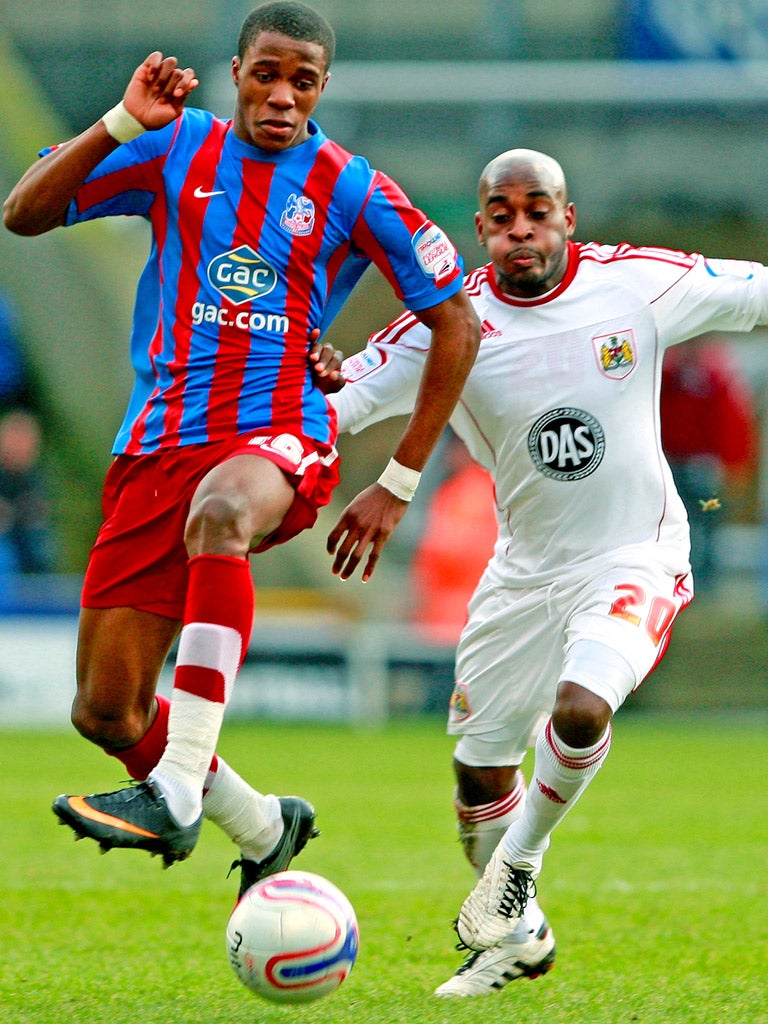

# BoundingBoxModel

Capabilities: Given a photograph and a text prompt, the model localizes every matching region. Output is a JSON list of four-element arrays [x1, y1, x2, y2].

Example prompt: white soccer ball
[[225, 870, 359, 1004]]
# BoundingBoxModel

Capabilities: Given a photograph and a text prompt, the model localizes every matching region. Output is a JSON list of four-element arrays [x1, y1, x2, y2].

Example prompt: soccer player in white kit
[[328, 148, 768, 997]]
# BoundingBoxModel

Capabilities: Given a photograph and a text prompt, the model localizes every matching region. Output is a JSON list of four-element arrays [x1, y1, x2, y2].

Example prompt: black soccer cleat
[[52, 779, 202, 867], [230, 796, 320, 899]]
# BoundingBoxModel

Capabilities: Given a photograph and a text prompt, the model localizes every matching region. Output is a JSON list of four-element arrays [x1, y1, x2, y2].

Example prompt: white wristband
[[102, 101, 145, 144], [377, 458, 421, 502]]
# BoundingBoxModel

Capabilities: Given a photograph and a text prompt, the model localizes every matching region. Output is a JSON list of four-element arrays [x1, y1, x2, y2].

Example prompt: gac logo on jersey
[[592, 330, 636, 380], [527, 407, 605, 481], [412, 222, 457, 283], [207, 245, 278, 305], [280, 193, 316, 236]]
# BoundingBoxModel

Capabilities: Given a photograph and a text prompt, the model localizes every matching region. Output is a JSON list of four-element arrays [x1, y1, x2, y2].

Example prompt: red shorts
[[81, 431, 340, 619]]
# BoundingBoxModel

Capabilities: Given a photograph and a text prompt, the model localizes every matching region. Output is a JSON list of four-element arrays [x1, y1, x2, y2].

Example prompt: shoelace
[[455, 948, 484, 974], [110, 779, 160, 805], [453, 929, 492, 959], [498, 864, 536, 919], [227, 858, 245, 880], [227, 854, 269, 877]]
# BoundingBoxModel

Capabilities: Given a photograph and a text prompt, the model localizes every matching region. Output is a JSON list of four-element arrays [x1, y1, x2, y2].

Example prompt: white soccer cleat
[[455, 843, 537, 950], [434, 919, 555, 998]]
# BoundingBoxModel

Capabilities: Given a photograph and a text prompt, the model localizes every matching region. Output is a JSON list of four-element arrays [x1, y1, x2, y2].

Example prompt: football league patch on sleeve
[[341, 346, 385, 382], [412, 222, 458, 283]]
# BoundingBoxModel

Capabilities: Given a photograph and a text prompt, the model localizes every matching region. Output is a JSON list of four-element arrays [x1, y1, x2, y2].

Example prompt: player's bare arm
[[387, 290, 479, 472], [3, 52, 197, 237], [326, 289, 480, 582]]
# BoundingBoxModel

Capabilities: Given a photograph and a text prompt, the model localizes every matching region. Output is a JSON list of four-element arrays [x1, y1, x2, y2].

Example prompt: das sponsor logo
[[527, 407, 605, 481]]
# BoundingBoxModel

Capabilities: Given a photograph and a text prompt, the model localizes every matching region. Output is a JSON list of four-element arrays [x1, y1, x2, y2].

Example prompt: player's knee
[[454, 759, 521, 805], [552, 681, 611, 748], [70, 694, 145, 750], [185, 491, 252, 555]]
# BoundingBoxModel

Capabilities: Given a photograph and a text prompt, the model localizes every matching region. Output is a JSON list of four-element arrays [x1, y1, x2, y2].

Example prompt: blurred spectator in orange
[[409, 429, 497, 643], [661, 333, 758, 592]]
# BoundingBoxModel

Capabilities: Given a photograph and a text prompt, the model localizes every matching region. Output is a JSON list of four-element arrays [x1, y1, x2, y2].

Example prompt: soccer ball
[[225, 870, 359, 1004]]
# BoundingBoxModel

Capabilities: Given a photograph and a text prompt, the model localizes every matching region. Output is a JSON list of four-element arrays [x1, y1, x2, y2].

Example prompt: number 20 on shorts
[[608, 583, 677, 647]]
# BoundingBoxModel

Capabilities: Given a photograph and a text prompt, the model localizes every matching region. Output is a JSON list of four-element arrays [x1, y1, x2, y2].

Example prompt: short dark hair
[[238, 2, 336, 68]]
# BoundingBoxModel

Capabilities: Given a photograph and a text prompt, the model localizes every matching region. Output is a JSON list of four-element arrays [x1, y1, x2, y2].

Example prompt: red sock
[[106, 694, 170, 780], [173, 554, 255, 702], [105, 549, 255, 784]]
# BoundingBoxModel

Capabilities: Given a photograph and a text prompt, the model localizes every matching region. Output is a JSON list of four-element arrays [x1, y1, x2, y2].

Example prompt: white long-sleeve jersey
[[330, 241, 768, 586]]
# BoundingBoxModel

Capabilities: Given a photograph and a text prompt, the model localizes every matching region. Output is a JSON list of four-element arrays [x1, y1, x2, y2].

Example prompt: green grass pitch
[[2, 715, 766, 1024]]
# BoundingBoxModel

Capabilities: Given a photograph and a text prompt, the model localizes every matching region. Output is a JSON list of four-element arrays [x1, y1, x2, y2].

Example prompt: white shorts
[[449, 559, 693, 767]]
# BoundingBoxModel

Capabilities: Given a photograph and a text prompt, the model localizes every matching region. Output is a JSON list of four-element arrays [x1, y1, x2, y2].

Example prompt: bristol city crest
[[592, 329, 636, 379]]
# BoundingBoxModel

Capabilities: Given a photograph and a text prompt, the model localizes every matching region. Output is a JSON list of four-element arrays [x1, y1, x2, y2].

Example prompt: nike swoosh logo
[[193, 186, 226, 199], [66, 795, 159, 838]]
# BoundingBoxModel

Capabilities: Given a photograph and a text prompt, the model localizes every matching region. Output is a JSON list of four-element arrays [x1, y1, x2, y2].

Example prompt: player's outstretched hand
[[123, 52, 199, 130], [327, 484, 408, 581]]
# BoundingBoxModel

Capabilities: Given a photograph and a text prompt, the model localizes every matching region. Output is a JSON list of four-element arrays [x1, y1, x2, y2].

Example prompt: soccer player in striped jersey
[[2, 2, 479, 884], [329, 147, 768, 996]]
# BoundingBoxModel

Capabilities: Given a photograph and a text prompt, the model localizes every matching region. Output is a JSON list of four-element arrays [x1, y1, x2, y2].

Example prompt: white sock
[[455, 775, 544, 940], [503, 718, 612, 875], [203, 757, 283, 860], [455, 774, 527, 878], [150, 622, 242, 826], [507, 896, 546, 943]]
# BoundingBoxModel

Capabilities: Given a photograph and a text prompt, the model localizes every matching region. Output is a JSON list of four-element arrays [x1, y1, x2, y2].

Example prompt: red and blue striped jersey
[[55, 110, 464, 453]]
